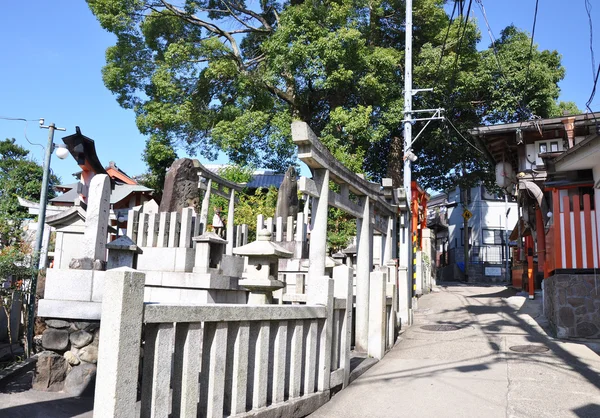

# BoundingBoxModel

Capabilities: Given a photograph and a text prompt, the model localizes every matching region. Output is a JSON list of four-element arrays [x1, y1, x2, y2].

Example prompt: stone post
[[226, 189, 235, 255], [94, 268, 145, 418], [383, 216, 394, 264], [307, 169, 330, 281], [368, 270, 386, 360], [82, 174, 111, 262], [306, 275, 334, 392], [333, 265, 353, 388], [199, 178, 212, 234], [355, 196, 373, 352]]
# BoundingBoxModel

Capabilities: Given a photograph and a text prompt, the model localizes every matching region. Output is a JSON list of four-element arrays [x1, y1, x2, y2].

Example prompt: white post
[[82, 174, 111, 261], [136, 212, 148, 248], [355, 196, 372, 352], [368, 270, 386, 360], [146, 213, 158, 247], [94, 268, 145, 418], [199, 179, 212, 234], [179, 207, 193, 248], [275, 216, 283, 242], [333, 265, 353, 388], [226, 189, 235, 255], [168, 212, 180, 248], [308, 169, 330, 280]]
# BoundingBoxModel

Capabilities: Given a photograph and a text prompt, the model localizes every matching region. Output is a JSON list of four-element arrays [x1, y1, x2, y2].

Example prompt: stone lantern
[[233, 229, 293, 304], [106, 235, 142, 269], [192, 232, 227, 274]]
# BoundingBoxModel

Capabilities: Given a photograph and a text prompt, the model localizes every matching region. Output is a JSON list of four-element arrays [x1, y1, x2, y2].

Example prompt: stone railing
[[94, 265, 354, 418]]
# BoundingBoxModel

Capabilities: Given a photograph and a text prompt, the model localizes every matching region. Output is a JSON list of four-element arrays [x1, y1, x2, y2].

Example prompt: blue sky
[[0, 1, 598, 184]]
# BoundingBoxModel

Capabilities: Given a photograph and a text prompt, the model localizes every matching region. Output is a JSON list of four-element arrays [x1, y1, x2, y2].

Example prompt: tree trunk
[[386, 136, 404, 188]]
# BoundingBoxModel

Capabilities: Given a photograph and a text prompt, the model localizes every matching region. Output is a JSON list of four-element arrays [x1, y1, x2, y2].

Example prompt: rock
[[69, 257, 94, 270], [64, 351, 80, 366], [79, 345, 99, 364], [74, 321, 100, 332], [42, 328, 69, 351], [33, 335, 44, 354], [576, 322, 599, 338], [93, 259, 106, 271], [32, 351, 67, 392], [64, 363, 97, 397], [70, 330, 93, 348], [45, 319, 70, 329]]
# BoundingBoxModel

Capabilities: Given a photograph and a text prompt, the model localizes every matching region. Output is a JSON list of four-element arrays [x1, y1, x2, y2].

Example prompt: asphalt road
[[310, 285, 600, 418]]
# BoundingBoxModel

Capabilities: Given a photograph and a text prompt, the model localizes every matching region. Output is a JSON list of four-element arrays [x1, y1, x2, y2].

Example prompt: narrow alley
[[311, 285, 600, 418]]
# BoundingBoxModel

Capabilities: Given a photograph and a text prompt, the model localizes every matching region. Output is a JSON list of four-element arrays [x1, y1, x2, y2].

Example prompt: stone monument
[[274, 166, 299, 231], [159, 158, 200, 213]]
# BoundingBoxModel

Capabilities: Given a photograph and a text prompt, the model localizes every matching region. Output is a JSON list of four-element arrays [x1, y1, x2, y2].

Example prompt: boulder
[[79, 344, 98, 364], [64, 363, 97, 397], [74, 321, 100, 332], [42, 328, 69, 351], [70, 330, 93, 348], [45, 319, 70, 329], [64, 351, 80, 366], [32, 351, 67, 392]]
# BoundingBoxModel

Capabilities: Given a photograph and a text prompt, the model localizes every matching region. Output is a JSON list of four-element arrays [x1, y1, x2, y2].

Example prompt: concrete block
[[38, 300, 102, 321], [91, 271, 105, 302], [44, 269, 94, 302], [136, 247, 176, 271], [175, 248, 195, 272]]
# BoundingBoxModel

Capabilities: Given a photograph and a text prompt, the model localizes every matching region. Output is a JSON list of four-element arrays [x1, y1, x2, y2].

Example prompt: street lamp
[[27, 120, 67, 356]]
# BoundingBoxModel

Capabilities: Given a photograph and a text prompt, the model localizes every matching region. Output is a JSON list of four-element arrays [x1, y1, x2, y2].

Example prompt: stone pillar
[[368, 271, 386, 360], [307, 169, 330, 280], [333, 265, 353, 388], [355, 196, 373, 353], [199, 179, 212, 234], [383, 216, 394, 265], [82, 174, 111, 262], [421, 228, 432, 292], [226, 189, 235, 255], [94, 268, 146, 418], [397, 210, 412, 327]]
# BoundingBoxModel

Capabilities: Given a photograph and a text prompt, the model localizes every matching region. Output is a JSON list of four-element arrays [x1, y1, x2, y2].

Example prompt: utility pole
[[403, 0, 444, 297], [27, 121, 66, 356]]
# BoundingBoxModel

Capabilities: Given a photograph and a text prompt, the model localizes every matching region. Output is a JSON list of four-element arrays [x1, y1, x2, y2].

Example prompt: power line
[[433, 0, 457, 84], [523, 0, 540, 95], [0, 116, 45, 151], [444, 117, 485, 155], [585, 0, 596, 83], [449, 0, 473, 92]]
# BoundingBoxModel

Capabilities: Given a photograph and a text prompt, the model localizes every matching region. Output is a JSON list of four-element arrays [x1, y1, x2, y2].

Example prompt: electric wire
[[449, 0, 473, 93], [433, 1, 457, 84], [0, 116, 45, 151], [585, 0, 596, 83], [444, 117, 485, 155], [523, 0, 539, 99]]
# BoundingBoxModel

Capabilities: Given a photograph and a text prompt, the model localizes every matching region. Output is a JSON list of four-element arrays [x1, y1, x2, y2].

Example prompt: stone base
[[543, 273, 600, 339], [33, 318, 99, 395]]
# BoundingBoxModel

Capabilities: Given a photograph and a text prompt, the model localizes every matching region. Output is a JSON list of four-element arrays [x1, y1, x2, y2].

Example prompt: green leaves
[[89, 0, 568, 192], [0, 139, 60, 247]]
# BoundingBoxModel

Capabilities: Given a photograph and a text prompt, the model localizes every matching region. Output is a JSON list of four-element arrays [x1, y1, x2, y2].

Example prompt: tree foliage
[[0, 139, 59, 247], [89, 0, 568, 191]]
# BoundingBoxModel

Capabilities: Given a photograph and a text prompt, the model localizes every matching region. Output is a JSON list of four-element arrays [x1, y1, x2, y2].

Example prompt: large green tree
[[0, 139, 59, 247], [88, 0, 567, 191]]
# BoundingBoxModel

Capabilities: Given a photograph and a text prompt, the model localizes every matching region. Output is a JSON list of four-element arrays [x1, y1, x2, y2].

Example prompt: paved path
[[311, 285, 600, 418]]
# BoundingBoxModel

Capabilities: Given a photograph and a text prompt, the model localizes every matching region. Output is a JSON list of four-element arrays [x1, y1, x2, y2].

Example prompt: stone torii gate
[[292, 121, 399, 352]]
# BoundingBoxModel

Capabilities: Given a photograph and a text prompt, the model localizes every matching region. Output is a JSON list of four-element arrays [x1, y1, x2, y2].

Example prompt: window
[[483, 229, 504, 245], [550, 141, 559, 152], [539, 143, 547, 154]]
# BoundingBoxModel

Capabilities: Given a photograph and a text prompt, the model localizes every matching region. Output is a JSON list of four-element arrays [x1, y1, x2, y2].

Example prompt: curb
[[0, 356, 37, 388]]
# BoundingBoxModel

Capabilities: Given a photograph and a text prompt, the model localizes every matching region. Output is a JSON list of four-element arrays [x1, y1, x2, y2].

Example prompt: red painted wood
[[552, 190, 562, 270], [583, 194, 594, 268], [573, 195, 583, 267], [563, 196, 573, 268]]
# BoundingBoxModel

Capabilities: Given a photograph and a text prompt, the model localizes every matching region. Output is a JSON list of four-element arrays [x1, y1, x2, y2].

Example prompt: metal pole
[[27, 122, 65, 356], [404, 0, 414, 297], [505, 193, 510, 283]]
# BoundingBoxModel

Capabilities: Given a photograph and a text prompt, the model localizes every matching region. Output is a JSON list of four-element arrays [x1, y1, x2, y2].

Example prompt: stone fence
[[94, 265, 360, 418]]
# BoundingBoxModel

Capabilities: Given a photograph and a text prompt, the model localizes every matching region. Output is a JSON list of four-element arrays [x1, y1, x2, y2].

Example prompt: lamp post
[[27, 120, 67, 356]]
